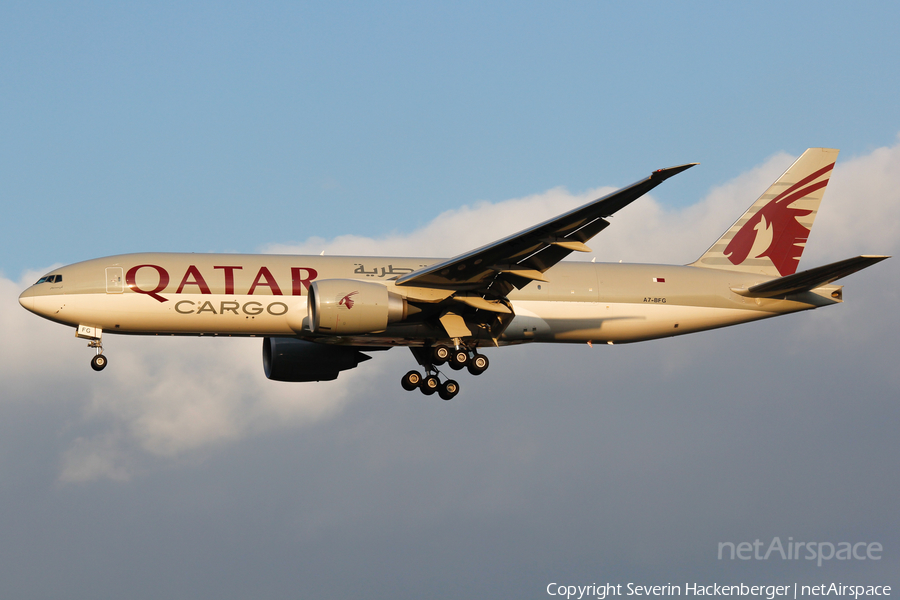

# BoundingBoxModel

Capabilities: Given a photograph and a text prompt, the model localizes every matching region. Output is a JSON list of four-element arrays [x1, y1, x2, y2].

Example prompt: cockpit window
[[35, 275, 62, 284]]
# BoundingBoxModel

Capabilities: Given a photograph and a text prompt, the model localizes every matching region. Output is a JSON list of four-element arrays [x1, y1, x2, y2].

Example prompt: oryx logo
[[724, 162, 834, 276], [338, 291, 359, 310]]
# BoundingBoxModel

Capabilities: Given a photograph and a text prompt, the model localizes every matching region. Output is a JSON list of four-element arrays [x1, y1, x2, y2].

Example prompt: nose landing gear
[[88, 339, 107, 371], [77, 326, 107, 372]]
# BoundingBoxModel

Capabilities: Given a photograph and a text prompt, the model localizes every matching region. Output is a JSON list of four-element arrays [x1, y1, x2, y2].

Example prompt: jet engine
[[262, 337, 372, 382], [308, 279, 408, 335]]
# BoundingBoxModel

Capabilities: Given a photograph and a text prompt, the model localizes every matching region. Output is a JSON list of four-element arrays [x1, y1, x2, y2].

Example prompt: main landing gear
[[401, 370, 459, 400], [401, 344, 490, 400]]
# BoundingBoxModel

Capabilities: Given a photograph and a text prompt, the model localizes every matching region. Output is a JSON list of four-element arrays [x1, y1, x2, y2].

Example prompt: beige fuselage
[[19, 252, 839, 347]]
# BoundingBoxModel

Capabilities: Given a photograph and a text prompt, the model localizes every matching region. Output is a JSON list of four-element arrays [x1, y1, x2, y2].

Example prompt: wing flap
[[452, 294, 513, 313]]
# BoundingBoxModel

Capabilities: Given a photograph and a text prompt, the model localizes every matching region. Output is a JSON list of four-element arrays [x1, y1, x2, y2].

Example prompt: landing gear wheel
[[467, 353, 489, 376], [420, 375, 440, 395], [432, 345, 450, 365], [90, 354, 108, 372], [438, 379, 460, 401], [401, 370, 422, 391], [449, 349, 468, 371]]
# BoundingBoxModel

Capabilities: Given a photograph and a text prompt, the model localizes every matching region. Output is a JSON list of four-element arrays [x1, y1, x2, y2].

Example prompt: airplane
[[19, 148, 889, 400]]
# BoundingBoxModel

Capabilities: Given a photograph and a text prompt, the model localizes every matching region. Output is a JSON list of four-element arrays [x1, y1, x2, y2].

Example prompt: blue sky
[[2, 3, 899, 598], [3, 2, 900, 274]]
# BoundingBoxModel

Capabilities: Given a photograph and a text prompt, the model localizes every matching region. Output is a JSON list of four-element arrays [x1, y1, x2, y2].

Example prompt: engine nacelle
[[262, 337, 371, 382], [308, 279, 406, 335]]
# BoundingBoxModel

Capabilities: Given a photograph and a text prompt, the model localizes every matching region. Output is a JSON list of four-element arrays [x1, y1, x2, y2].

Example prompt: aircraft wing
[[735, 255, 890, 298], [395, 163, 697, 294]]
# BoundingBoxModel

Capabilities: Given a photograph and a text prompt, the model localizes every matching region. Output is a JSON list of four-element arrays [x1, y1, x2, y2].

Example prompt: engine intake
[[308, 279, 407, 335], [262, 337, 371, 382]]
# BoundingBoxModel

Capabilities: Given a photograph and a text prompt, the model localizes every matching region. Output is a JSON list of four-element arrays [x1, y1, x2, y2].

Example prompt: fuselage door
[[106, 267, 124, 293]]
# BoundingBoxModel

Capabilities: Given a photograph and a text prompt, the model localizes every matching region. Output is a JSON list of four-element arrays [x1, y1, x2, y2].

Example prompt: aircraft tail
[[691, 148, 839, 276]]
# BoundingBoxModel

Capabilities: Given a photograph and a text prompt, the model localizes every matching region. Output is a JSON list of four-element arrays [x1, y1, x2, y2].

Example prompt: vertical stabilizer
[[691, 148, 838, 276]]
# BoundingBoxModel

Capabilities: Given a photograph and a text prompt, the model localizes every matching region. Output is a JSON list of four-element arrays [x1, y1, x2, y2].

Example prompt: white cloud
[[58, 432, 133, 483], [4, 141, 898, 483], [261, 186, 614, 259], [812, 137, 900, 261], [2, 271, 369, 481]]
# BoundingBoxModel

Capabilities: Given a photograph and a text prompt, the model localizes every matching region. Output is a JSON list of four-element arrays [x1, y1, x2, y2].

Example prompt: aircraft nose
[[18, 286, 35, 312]]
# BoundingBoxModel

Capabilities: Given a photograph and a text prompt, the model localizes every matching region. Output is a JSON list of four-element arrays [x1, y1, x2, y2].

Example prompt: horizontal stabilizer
[[733, 255, 890, 298]]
